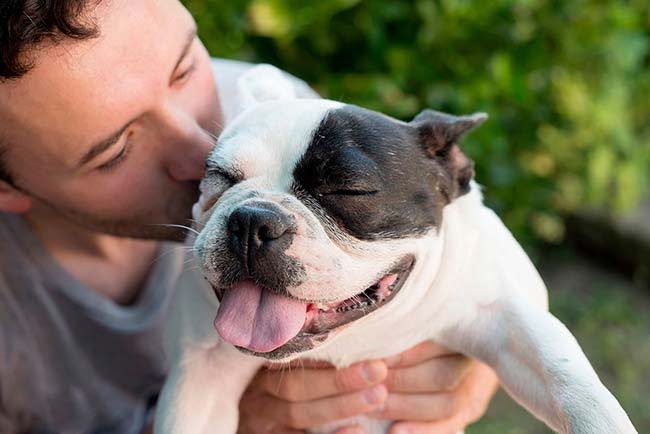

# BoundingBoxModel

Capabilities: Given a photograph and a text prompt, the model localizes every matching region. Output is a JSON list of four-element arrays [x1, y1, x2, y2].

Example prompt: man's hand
[[372, 342, 499, 434], [238, 359, 388, 434], [237, 341, 499, 434]]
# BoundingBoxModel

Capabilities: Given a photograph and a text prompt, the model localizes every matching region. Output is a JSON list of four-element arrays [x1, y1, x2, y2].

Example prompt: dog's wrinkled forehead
[[208, 99, 458, 241]]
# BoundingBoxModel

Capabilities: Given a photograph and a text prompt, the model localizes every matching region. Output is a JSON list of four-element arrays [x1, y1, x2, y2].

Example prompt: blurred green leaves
[[183, 0, 650, 246]]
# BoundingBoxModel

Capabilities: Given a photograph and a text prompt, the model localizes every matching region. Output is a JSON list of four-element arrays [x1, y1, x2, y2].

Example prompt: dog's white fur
[[155, 66, 637, 434]]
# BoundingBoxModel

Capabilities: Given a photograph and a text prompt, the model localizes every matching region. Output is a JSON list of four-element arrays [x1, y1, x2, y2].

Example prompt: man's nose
[[158, 105, 216, 182], [227, 202, 297, 272]]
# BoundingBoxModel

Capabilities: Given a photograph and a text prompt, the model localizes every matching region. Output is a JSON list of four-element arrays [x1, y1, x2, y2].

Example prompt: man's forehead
[[0, 0, 193, 162]]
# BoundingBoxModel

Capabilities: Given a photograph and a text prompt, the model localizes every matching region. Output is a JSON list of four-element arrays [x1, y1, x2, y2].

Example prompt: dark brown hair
[[1, 0, 99, 81], [1, 1, 100, 183]]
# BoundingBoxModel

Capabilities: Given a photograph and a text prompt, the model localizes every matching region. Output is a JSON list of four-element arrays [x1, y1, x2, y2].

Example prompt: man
[[0, 1, 498, 433]]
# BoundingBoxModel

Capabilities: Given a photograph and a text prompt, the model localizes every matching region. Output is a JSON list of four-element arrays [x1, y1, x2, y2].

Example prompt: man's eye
[[97, 141, 131, 172], [174, 61, 196, 85]]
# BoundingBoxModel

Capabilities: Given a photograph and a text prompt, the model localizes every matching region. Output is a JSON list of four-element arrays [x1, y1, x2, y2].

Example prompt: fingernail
[[364, 385, 387, 405], [384, 354, 401, 367], [362, 361, 386, 384]]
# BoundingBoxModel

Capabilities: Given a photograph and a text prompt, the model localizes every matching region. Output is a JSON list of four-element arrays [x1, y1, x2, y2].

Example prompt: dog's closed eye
[[205, 163, 242, 185], [199, 164, 244, 211], [318, 185, 379, 197]]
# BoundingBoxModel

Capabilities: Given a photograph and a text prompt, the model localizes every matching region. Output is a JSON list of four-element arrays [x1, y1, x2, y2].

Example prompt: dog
[[154, 65, 637, 434]]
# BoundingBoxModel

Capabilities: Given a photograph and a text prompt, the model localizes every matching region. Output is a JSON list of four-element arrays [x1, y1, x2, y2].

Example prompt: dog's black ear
[[411, 110, 487, 154], [410, 109, 487, 196]]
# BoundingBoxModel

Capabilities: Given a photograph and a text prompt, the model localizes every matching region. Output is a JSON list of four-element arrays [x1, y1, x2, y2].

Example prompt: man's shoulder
[[210, 58, 319, 122]]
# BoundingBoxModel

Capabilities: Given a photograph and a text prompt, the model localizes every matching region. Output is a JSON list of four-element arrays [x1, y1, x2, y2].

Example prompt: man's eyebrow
[[170, 26, 198, 83], [78, 120, 134, 168]]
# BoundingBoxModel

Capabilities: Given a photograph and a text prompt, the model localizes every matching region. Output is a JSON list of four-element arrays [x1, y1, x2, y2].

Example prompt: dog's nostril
[[227, 204, 296, 260], [257, 219, 290, 241], [258, 224, 273, 241]]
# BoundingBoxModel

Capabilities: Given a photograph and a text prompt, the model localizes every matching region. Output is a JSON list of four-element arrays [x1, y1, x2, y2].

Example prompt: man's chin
[[103, 222, 190, 242], [79, 209, 192, 242], [28, 183, 200, 242], [41, 204, 196, 242]]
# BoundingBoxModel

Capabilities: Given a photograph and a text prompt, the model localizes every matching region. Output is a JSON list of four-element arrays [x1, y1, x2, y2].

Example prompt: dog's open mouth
[[211, 255, 415, 360]]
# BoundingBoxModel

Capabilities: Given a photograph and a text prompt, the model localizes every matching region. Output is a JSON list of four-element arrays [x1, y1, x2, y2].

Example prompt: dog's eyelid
[[205, 165, 243, 184], [322, 188, 380, 197]]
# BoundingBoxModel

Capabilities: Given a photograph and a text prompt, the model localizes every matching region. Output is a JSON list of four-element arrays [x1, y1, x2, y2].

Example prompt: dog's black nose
[[228, 202, 296, 270]]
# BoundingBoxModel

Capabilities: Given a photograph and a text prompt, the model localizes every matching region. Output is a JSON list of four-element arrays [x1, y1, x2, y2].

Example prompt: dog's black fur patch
[[293, 105, 481, 240]]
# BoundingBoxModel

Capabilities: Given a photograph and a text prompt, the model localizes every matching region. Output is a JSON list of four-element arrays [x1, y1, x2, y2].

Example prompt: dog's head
[[193, 66, 486, 360]]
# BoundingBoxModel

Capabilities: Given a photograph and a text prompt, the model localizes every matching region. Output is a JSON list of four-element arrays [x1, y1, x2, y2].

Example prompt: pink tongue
[[214, 280, 308, 353]]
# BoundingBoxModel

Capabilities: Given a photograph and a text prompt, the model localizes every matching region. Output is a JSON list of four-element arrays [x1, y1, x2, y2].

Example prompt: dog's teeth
[[335, 300, 374, 313]]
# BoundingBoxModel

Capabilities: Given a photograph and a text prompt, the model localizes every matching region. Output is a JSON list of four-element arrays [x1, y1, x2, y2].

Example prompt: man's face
[[0, 0, 221, 240]]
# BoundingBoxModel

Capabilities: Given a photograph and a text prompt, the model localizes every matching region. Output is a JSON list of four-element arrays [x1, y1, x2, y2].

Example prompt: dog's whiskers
[[150, 223, 201, 236], [184, 218, 206, 231], [150, 244, 197, 266]]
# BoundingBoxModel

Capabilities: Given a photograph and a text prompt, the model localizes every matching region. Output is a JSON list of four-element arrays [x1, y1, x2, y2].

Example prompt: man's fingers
[[261, 384, 388, 429], [368, 392, 461, 422], [259, 360, 388, 401], [334, 426, 366, 434], [377, 361, 499, 427], [384, 341, 455, 368], [270, 429, 304, 434], [384, 355, 472, 393], [388, 419, 464, 434]]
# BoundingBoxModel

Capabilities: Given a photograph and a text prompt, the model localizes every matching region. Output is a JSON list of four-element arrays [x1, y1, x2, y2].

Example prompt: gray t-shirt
[[0, 58, 317, 434]]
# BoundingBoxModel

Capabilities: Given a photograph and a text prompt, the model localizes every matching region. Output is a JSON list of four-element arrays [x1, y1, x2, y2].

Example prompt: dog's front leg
[[155, 342, 263, 434], [437, 297, 636, 434]]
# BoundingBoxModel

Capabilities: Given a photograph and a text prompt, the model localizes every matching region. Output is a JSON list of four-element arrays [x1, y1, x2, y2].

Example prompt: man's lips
[[211, 256, 415, 356]]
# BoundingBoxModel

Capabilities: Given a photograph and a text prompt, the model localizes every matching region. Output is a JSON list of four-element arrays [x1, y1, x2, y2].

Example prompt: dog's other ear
[[410, 109, 487, 196], [411, 109, 487, 154], [237, 64, 298, 110]]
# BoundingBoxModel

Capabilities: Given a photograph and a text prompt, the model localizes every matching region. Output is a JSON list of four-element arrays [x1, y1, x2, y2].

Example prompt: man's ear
[[237, 64, 298, 111], [0, 180, 32, 213], [410, 109, 487, 196]]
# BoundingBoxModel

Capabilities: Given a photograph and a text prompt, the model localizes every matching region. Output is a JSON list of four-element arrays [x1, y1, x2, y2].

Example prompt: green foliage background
[[183, 0, 650, 247]]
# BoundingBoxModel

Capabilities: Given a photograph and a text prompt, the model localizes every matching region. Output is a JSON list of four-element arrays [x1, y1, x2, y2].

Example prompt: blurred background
[[182, 0, 649, 431]]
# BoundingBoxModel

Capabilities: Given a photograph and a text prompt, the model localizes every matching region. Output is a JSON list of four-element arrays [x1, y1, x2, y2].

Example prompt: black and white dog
[[155, 65, 637, 434]]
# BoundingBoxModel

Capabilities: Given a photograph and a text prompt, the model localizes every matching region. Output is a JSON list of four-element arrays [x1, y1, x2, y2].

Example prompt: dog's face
[[193, 95, 485, 360]]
